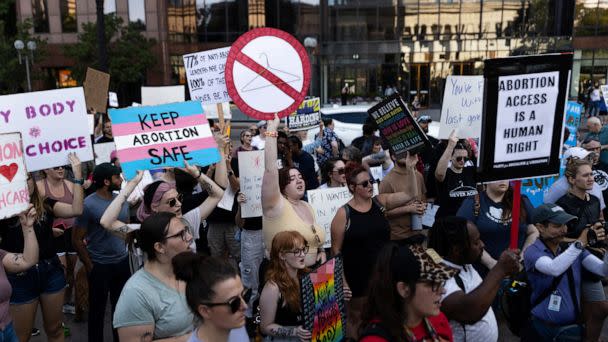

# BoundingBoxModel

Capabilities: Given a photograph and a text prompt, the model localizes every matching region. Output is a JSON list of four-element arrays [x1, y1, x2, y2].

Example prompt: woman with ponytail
[[259, 231, 311, 341], [173, 252, 249, 342]]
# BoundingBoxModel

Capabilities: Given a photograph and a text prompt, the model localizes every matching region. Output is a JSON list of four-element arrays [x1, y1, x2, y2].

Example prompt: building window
[[575, 0, 608, 36], [128, 0, 146, 30], [60, 0, 77, 33], [248, 0, 265, 29], [58, 69, 77, 88], [170, 55, 186, 85], [32, 0, 49, 33], [104, 0, 116, 14]]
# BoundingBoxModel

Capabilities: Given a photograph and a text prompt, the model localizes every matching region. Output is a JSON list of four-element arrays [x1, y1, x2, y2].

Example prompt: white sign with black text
[[183, 47, 231, 105], [307, 187, 352, 248], [438, 76, 484, 139]]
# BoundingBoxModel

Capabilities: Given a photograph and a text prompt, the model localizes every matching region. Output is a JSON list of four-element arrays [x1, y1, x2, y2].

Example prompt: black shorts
[[54, 228, 76, 256]]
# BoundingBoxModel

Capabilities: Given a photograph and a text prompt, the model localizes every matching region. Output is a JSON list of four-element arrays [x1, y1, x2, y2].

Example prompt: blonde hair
[[565, 158, 592, 186]]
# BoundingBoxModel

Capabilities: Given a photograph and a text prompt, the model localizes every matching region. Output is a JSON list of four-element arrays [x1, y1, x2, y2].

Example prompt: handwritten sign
[[108, 101, 220, 180], [93, 142, 116, 165], [301, 256, 346, 342], [601, 85, 608, 107], [0, 87, 93, 172], [108, 92, 119, 108], [368, 94, 429, 159], [287, 97, 321, 131], [238, 150, 264, 218], [83, 68, 110, 114], [0, 133, 29, 219], [141, 86, 185, 106], [307, 187, 352, 248], [438, 76, 484, 139], [183, 47, 231, 105]]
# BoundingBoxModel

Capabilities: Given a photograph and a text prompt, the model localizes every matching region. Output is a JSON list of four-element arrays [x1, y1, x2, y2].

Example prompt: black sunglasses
[[201, 288, 252, 314], [455, 156, 468, 162], [167, 193, 184, 207], [333, 168, 345, 175], [356, 179, 375, 188], [53, 166, 65, 170]]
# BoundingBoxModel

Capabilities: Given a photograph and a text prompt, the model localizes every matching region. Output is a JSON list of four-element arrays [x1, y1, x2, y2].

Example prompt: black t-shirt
[[95, 136, 114, 143], [292, 151, 319, 190], [0, 198, 58, 261], [435, 167, 477, 217], [556, 193, 601, 238], [592, 164, 608, 218]]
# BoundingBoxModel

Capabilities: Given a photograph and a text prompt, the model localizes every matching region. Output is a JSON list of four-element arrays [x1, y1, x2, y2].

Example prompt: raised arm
[[435, 130, 458, 182], [53, 153, 84, 218], [3, 206, 38, 273], [213, 133, 229, 189], [184, 161, 224, 220], [100, 171, 144, 235], [262, 114, 283, 215]]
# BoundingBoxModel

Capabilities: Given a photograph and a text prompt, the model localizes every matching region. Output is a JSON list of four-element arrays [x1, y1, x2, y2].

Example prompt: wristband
[[265, 131, 278, 138], [71, 178, 84, 185]]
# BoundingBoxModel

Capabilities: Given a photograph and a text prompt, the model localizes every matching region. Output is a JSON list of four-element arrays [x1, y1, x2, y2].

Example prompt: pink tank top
[[44, 179, 75, 229]]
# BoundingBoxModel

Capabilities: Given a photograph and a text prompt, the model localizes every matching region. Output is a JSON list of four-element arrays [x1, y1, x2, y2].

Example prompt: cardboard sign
[[141, 86, 185, 106], [477, 54, 572, 182], [287, 97, 320, 132], [202, 102, 232, 120], [93, 142, 116, 165], [238, 150, 264, 218], [307, 187, 352, 248], [108, 101, 220, 180], [0, 87, 94, 172], [0, 133, 30, 219], [368, 94, 429, 159], [300, 256, 347, 342], [109, 92, 119, 108], [83, 68, 110, 114], [183, 47, 231, 105], [438, 76, 484, 139], [225, 28, 311, 120]]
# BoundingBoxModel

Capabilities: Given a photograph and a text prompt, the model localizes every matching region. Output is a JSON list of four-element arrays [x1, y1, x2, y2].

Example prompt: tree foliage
[[64, 14, 156, 88]]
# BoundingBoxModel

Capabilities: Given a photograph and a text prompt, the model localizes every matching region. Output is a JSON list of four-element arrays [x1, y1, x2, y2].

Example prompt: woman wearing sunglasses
[[262, 114, 325, 267], [173, 251, 249, 342], [331, 164, 418, 340], [319, 158, 347, 189], [259, 231, 311, 342]]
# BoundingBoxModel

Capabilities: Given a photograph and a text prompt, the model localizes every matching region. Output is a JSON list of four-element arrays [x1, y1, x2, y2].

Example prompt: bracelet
[[265, 131, 278, 138], [194, 170, 201, 179], [71, 178, 84, 185]]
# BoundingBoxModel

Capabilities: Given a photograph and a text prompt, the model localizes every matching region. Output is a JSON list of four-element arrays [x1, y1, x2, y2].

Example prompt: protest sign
[[183, 47, 231, 104], [108, 101, 220, 180], [301, 256, 347, 342], [108, 92, 119, 108], [0, 133, 29, 219], [202, 102, 231, 120], [368, 94, 429, 159], [83, 68, 110, 114], [307, 187, 352, 248], [438, 76, 484, 139], [564, 101, 582, 150], [218, 184, 236, 211], [477, 53, 572, 182], [238, 150, 264, 218], [93, 142, 116, 165], [601, 85, 608, 107], [369, 166, 384, 182], [141, 86, 185, 106], [287, 97, 321, 132], [0, 88, 93, 171]]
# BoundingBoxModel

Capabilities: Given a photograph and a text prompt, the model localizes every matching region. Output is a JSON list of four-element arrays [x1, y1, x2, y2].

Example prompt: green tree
[[64, 14, 156, 89]]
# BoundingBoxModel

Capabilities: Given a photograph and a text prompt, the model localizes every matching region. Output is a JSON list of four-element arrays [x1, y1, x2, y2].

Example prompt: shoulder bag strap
[[531, 271, 567, 309]]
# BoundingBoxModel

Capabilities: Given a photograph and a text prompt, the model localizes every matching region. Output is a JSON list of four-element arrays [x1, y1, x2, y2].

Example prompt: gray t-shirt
[[75, 192, 129, 264], [187, 326, 249, 342], [114, 269, 194, 339]]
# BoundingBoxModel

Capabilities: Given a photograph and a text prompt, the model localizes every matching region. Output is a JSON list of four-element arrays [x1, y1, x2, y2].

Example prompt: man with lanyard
[[524, 203, 608, 340]]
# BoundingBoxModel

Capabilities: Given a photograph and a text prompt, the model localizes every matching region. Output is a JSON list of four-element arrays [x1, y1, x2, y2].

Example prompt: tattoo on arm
[[117, 225, 130, 233], [271, 327, 295, 337], [12, 254, 23, 266], [201, 181, 213, 194]]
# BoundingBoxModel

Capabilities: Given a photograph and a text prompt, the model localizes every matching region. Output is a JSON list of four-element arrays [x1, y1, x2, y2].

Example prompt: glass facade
[[32, 0, 49, 33], [60, 0, 77, 33], [128, 0, 146, 30]]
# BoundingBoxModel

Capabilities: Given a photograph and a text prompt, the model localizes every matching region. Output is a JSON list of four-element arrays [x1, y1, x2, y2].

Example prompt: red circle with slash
[[225, 28, 311, 120]]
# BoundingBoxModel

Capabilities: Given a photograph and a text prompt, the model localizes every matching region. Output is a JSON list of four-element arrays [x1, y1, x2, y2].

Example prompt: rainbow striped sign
[[108, 101, 220, 179]]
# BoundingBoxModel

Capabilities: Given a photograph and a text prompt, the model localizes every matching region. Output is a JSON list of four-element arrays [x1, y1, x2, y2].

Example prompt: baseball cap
[[92, 162, 121, 187], [563, 146, 590, 160], [417, 115, 432, 123], [392, 245, 459, 285], [256, 120, 267, 128], [532, 203, 577, 225]]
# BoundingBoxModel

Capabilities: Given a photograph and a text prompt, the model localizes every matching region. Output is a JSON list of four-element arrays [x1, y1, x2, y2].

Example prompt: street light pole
[[14, 40, 36, 92]]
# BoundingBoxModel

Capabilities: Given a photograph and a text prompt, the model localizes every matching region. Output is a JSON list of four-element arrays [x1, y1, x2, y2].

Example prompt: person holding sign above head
[[0, 153, 84, 342], [434, 130, 477, 218], [319, 158, 346, 189], [262, 114, 326, 267]]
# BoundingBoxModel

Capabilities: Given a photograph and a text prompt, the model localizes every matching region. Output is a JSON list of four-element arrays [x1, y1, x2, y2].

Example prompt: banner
[[238, 150, 264, 218], [368, 94, 429, 159], [287, 97, 321, 132], [0, 87, 93, 172], [93, 142, 116, 165], [83, 68, 110, 114], [183, 47, 231, 105], [477, 53, 572, 182], [108, 101, 220, 179], [300, 256, 347, 342], [0, 133, 29, 219], [307, 187, 352, 248], [141, 86, 185, 106], [438, 76, 484, 139]]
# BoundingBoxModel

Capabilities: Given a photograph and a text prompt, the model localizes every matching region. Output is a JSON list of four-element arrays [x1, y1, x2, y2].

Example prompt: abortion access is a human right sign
[[478, 53, 572, 182]]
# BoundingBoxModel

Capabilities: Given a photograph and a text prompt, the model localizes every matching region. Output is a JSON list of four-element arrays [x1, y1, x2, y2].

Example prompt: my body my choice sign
[[478, 54, 572, 182], [109, 101, 220, 179]]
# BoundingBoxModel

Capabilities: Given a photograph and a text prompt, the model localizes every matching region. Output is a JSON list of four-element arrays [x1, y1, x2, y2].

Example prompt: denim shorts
[[7, 256, 66, 305], [0, 322, 18, 342]]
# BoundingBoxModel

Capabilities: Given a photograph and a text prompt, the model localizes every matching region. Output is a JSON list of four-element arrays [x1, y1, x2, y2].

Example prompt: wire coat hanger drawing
[[240, 53, 302, 93]]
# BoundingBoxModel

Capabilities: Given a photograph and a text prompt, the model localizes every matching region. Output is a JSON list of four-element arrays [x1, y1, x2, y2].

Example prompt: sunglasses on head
[[356, 179, 375, 188], [167, 193, 184, 207], [455, 156, 468, 162], [201, 288, 252, 314]]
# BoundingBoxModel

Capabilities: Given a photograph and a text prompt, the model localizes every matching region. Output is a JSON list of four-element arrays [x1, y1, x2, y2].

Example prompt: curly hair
[[265, 231, 309, 313]]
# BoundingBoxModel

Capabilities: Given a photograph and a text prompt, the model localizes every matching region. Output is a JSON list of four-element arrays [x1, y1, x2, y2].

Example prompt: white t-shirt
[[251, 135, 266, 150], [591, 89, 601, 102], [441, 263, 498, 342]]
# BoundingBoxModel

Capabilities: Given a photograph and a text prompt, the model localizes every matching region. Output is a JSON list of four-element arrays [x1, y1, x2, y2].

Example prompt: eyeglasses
[[287, 246, 310, 256], [201, 288, 252, 314], [420, 279, 446, 293], [163, 225, 191, 242], [167, 193, 184, 207], [356, 179, 375, 188], [53, 166, 65, 170], [455, 156, 468, 162], [310, 225, 322, 245], [243, 134, 252, 138], [332, 168, 345, 175]]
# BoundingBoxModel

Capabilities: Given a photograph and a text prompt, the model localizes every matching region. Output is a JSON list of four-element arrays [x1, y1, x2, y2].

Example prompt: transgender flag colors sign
[[108, 101, 220, 179]]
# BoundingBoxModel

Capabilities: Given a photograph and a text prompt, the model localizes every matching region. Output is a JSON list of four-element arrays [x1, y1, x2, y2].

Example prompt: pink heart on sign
[[0, 163, 19, 182]]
